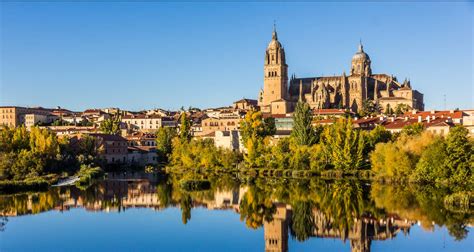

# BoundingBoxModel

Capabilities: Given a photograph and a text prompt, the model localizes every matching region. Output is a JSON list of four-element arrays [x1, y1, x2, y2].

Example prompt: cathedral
[[258, 27, 424, 115]]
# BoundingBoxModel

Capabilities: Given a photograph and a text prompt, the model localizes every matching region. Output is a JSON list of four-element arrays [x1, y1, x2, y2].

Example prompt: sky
[[0, 2, 473, 111]]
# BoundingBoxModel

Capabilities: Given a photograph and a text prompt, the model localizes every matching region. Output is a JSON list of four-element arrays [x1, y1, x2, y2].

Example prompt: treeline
[[0, 126, 102, 183], [239, 102, 391, 174], [238, 102, 473, 186], [162, 102, 473, 187], [371, 126, 473, 186]]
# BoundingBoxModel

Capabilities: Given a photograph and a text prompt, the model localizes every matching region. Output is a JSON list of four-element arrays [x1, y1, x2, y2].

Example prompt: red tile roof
[[88, 133, 126, 141], [404, 110, 465, 119]]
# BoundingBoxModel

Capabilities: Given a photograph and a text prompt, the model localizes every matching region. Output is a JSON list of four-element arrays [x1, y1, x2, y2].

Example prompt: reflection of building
[[260, 204, 415, 252], [312, 209, 414, 252], [264, 203, 290, 252]]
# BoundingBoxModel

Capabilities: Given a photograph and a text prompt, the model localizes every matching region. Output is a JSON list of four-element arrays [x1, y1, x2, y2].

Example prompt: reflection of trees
[[156, 179, 173, 208], [0, 173, 471, 244], [289, 200, 314, 241], [180, 194, 192, 225], [0, 216, 8, 232], [319, 180, 364, 235], [239, 184, 276, 229], [371, 183, 472, 241]]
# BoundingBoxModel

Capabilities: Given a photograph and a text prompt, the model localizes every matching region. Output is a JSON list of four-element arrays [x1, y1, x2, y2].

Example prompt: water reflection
[[0, 172, 472, 252]]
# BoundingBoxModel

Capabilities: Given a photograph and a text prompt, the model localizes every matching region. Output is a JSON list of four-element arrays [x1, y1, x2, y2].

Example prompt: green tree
[[156, 127, 177, 159], [401, 123, 424, 136], [321, 119, 365, 170], [364, 125, 392, 155], [359, 99, 378, 117], [412, 137, 448, 183], [444, 126, 473, 184], [384, 104, 392, 115], [100, 115, 121, 135], [179, 112, 191, 143], [291, 101, 317, 146], [395, 104, 410, 116], [239, 110, 274, 167]]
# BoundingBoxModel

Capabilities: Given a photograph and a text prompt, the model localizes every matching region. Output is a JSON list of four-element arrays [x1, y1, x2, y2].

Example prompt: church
[[258, 27, 424, 115]]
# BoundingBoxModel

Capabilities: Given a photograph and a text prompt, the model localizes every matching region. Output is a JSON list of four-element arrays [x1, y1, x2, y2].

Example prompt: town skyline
[[1, 2, 473, 111]]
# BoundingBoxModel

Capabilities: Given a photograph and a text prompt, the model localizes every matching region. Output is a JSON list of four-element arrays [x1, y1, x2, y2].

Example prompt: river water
[[1, 172, 472, 251]]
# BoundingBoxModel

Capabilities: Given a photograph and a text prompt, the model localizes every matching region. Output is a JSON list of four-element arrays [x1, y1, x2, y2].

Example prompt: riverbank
[[0, 175, 58, 194]]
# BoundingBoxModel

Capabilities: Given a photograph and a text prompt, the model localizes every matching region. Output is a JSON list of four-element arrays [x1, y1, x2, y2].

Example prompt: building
[[24, 113, 57, 128], [201, 110, 243, 134], [382, 116, 454, 136], [233, 98, 258, 111], [200, 130, 245, 152], [0, 106, 52, 128], [125, 132, 156, 147], [258, 27, 424, 114], [214, 130, 241, 151], [88, 133, 128, 164], [82, 109, 111, 123], [44, 126, 98, 136], [122, 114, 163, 132], [127, 146, 158, 166], [313, 108, 355, 119]]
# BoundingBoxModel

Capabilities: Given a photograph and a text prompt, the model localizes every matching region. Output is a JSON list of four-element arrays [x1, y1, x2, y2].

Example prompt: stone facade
[[0, 106, 52, 128], [258, 26, 290, 114], [258, 28, 424, 114]]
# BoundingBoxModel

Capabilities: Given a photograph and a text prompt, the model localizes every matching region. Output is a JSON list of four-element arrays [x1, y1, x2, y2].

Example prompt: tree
[[156, 127, 177, 159], [100, 115, 121, 135], [401, 123, 424, 136], [179, 112, 191, 143], [292, 101, 317, 146], [444, 126, 473, 184], [412, 137, 448, 183], [321, 119, 365, 170], [359, 99, 378, 117], [365, 125, 392, 154], [395, 104, 410, 116], [384, 104, 393, 115], [239, 110, 274, 167]]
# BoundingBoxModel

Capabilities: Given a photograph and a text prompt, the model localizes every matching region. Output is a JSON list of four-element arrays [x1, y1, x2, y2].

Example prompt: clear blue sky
[[1, 2, 473, 111]]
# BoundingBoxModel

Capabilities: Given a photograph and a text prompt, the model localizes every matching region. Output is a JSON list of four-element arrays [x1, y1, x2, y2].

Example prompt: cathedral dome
[[267, 39, 282, 49], [352, 42, 370, 61], [267, 28, 282, 49]]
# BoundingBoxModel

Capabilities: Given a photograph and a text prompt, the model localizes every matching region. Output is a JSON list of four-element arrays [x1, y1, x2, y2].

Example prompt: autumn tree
[[320, 118, 365, 171], [444, 126, 473, 184], [100, 115, 121, 135], [179, 112, 191, 143], [156, 127, 177, 160], [292, 101, 317, 146], [240, 110, 274, 167]]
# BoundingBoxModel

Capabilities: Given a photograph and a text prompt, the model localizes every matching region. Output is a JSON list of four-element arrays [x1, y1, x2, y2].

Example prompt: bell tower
[[351, 41, 371, 76], [261, 25, 288, 107]]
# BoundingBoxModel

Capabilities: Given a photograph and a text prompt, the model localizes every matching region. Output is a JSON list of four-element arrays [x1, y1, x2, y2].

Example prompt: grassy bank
[[0, 176, 56, 194]]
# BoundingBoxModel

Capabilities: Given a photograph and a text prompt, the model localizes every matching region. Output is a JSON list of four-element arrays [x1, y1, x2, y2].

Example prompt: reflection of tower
[[349, 219, 371, 252], [264, 203, 289, 252]]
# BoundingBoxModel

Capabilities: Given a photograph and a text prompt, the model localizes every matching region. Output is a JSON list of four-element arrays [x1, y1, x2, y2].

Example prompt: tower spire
[[358, 39, 364, 52], [272, 20, 278, 40]]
